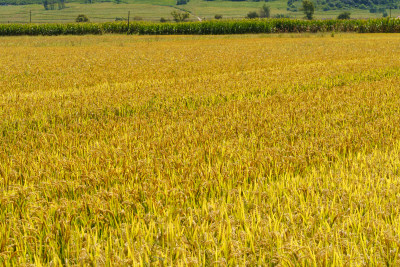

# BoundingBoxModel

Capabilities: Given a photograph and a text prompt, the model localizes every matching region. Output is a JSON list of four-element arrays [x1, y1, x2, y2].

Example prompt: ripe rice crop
[[1, 18, 400, 36], [1, 33, 400, 265]]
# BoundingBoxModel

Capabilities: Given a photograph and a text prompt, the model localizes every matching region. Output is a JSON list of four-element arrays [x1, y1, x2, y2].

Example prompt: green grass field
[[1, 0, 399, 23]]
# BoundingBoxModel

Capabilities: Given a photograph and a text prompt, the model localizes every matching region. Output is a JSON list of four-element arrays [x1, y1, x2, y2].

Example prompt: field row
[[1, 18, 400, 36]]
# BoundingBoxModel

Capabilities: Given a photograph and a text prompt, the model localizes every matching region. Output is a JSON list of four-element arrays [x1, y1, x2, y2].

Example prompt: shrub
[[247, 11, 259, 19], [76, 14, 89, 23], [160, 17, 168, 22], [215, 14, 223, 19], [337, 12, 351, 19], [274, 14, 289, 18]]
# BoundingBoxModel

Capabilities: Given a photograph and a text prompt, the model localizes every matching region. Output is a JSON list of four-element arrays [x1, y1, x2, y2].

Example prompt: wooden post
[[127, 11, 130, 32]]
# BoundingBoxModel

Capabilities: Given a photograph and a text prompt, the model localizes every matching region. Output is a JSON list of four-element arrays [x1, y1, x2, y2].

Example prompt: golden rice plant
[[1, 33, 400, 265]]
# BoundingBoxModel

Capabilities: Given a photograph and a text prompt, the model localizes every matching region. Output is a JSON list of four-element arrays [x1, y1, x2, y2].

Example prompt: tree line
[[287, 0, 400, 12], [42, 0, 65, 10]]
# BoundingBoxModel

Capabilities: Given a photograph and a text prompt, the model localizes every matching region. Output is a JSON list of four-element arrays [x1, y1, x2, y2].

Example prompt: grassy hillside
[[1, 0, 399, 23]]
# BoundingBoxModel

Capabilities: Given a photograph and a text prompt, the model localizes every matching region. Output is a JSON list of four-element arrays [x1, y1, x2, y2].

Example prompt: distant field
[[1, 33, 400, 265], [0, 0, 399, 23]]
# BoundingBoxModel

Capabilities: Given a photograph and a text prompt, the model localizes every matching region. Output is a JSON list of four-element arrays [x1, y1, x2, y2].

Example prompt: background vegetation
[[0, 0, 400, 24], [1, 18, 400, 35]]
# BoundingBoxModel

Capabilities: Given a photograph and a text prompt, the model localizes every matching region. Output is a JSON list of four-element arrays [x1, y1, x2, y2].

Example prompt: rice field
[[1, 33, 400, 265]]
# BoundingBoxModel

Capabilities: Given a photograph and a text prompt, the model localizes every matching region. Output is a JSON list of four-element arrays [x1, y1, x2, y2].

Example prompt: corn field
[[1, 33, 400, 265], [1, 18, 400, 36]]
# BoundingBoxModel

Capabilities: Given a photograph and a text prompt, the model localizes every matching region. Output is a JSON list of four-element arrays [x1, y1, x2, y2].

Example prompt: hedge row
[[1, 18, 400, 36]]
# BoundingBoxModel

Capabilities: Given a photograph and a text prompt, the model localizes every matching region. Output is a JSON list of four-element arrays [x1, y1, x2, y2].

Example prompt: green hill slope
[[0, 0, 399, 23]]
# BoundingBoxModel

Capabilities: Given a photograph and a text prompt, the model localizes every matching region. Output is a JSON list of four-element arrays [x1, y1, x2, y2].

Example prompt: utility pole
[[127, 11, 130, 32], [30, 10, 32, 23]]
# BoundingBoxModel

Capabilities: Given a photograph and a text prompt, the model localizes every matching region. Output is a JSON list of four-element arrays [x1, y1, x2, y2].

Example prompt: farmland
[[1, 33, 400, 265]]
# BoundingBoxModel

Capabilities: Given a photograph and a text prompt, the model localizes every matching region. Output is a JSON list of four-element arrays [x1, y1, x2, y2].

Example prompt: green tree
[[43, 0, 49, 10], [259, 4, 271, 18], [171, 11, 190, 22], [302, 0, 314, 20], [57, 0, 65, 10]]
